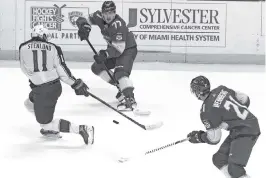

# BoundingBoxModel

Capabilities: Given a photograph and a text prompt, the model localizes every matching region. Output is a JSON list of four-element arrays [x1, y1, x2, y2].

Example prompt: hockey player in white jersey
[[19, 25, 94, 145]]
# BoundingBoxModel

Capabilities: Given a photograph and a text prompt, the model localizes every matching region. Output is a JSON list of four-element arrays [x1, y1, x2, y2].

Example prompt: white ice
[[0, 61, 265, 178]]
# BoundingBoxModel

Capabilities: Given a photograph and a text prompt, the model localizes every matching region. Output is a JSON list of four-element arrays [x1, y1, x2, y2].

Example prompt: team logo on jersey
[[68, 11, 83, 27], [202, 120, 211, 129], [116, 33, 123, 41]]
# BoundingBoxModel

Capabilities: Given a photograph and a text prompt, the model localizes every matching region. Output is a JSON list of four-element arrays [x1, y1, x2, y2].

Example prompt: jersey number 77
[[224, 95, 249, 120]]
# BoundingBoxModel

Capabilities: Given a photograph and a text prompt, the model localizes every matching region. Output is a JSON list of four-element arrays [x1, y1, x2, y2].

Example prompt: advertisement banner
[[24, 0, 120, 46], [123, 2, 172, 48], [123, 2, 227, 47]]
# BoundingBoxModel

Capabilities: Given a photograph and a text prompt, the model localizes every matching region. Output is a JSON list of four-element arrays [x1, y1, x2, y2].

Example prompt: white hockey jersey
[[19, 38, 75, 86]]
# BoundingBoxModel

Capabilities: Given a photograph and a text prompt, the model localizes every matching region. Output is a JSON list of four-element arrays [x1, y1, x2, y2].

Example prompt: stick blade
[[145, 121, 163, 130]]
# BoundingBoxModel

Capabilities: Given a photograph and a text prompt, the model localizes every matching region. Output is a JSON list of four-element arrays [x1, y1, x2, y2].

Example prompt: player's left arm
[[105, 21, 127, 58], [223, 85, 250, 108], [54, 45, 76, 86]]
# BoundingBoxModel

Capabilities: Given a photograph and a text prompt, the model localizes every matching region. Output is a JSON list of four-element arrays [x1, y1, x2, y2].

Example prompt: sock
[[220, 165, 231, 178], [99, 70, 115, 85]]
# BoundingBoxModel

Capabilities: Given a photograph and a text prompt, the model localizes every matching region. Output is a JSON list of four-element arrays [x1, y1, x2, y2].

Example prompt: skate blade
[[89, 126, 95, 145], [41, 134, 62, 139]]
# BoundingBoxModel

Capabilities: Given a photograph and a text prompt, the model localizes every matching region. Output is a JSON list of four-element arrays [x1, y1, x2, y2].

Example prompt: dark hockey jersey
[[88, 10, 137, 58], [200, 85, 260, 144]]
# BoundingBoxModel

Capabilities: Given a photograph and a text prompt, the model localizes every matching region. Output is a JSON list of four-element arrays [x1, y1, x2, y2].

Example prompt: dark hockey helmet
[[190, 76, 210, 99], [102, 1, 116, 13]]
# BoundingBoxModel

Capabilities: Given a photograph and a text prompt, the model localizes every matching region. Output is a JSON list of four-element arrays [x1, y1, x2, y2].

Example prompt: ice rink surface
[[0, 61, 265, 178]]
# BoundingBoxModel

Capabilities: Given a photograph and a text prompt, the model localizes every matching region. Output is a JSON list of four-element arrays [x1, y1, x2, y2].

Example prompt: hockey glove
[[76, 17, 91, 41], [94, 50, 108, 64], [71, 79, 90, 97], [187, 130, 205, 144]]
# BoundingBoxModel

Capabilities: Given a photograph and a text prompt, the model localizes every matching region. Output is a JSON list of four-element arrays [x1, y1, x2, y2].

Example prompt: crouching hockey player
[[188, 76, 260, 178], [20, 25, 94, 145]]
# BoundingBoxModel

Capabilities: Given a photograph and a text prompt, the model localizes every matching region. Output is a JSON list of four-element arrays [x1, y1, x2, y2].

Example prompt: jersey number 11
[[32, 50, 48, 72]]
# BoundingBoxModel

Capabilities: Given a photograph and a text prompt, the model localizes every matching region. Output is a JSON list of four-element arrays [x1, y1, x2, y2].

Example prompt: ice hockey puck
[[113, 120, 119, 124]]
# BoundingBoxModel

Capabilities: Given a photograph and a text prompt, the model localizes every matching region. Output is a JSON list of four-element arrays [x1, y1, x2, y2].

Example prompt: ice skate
[[117, 96, 137, 111], [117, 95, 151, 116], [79, 125, 94, 145], [116, 92, 124, 103]]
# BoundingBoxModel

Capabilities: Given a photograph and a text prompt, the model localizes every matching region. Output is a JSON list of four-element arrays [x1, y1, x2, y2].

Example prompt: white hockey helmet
[[32, 25, 51, 41]]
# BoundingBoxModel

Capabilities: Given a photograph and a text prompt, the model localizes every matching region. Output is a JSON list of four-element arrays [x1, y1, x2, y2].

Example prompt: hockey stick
[[117, 138, 189, 163], [85, 38, 150, 116], [87, 90, 163, 130]]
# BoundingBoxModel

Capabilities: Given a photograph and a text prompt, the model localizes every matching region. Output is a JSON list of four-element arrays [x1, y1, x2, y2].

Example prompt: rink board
[[0, 0, 265, 64]]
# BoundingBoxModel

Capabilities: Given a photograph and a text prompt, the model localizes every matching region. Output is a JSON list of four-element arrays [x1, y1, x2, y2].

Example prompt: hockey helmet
[[102, 1, 116, 13], [102, 1, 116, 23], [190, 75, 211, 100], [32, 25, 51, 41]]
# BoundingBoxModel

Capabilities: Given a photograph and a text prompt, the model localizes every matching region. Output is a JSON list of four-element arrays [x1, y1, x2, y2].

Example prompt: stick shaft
[[88, 91, 146, 130], [85, 38, 133, 109], [85, 39, 120, 88], [144, 138, 188, 155]]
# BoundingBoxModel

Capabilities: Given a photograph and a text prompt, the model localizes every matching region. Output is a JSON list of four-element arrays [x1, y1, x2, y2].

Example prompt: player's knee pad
[[36, 116, 53, 125], [228, 163, 246, 178], [213, 152, 228, 169], [91, 62, 103, 75], [29, 91, 34, 103], [40, 119, 60, 132], [91, 63, 115, 84]]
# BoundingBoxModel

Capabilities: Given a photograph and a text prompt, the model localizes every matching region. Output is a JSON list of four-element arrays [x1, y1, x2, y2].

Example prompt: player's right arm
[[76, 11, 102, 41], [188, 103, 225, 145], [76, 11, 100, 27], [87, 10, 102, 25], [199, 107, 224, 145], [220, 85, 250, 107], [235, 91, 250, 107]]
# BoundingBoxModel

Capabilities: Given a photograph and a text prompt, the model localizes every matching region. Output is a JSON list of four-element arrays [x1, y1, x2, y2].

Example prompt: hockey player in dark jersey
[[20, 25, 94, 145], [76, 1, 138, 111], [188, 76, 260, 178]]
